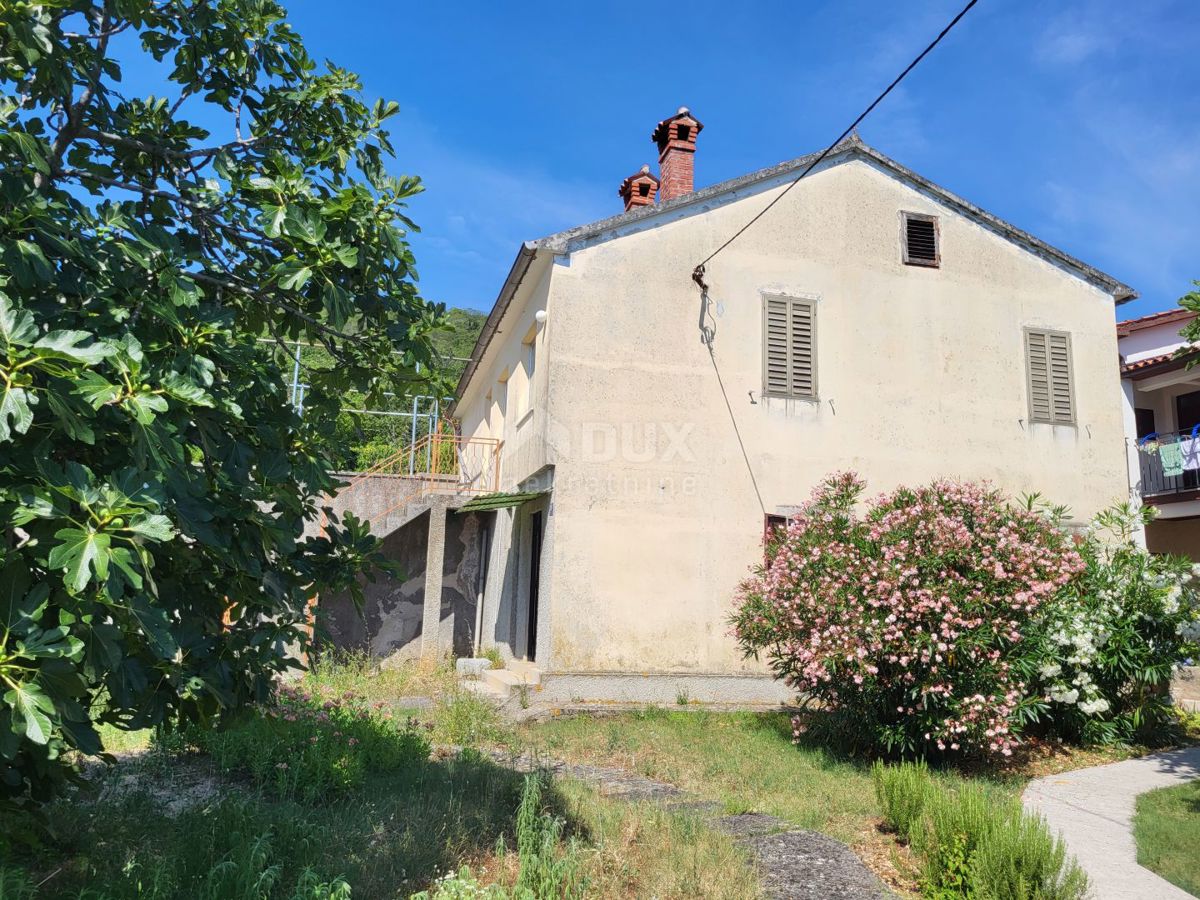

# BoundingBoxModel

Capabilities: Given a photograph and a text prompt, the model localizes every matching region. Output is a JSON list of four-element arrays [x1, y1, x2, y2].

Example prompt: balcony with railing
[[321, 428, 503, 537], [1136, 428, 1200, 503]]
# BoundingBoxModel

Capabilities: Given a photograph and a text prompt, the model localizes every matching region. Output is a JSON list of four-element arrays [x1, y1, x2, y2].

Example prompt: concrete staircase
[[460, 659, 543, 707]]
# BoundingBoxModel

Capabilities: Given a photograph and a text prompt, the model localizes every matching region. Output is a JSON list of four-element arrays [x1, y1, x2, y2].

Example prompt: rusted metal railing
[[321, 428, 503, 534]]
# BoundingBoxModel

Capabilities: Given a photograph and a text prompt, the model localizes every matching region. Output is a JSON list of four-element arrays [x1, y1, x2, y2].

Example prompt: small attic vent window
[[902, 212, 939, 267]]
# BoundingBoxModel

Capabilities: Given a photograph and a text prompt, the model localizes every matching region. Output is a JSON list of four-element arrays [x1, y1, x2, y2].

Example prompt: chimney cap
[[651, 107, 704, 145], [618, 164, 660, 199]]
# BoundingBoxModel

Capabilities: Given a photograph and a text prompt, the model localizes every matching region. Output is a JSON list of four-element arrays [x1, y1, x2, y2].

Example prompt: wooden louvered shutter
[[1046, 332, 1074, 423], [790, 300, 814, 397], [763, 295, 816, 400], [1025, 329, 1074, 424]]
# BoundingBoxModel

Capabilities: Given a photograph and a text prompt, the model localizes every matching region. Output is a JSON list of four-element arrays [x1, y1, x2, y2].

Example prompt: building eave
[[449, 242, 538, 413]]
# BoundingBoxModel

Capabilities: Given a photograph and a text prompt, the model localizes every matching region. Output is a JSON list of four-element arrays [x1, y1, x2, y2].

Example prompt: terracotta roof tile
[[1121, 348, 1200, 376], [1116, 307, 1195, 337]]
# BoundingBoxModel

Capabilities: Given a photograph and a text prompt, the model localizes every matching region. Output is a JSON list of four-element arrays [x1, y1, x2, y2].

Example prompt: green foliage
[[435, 687, 510, 748], [412, 775, 587, 900], [967, 807, 1089, 900], [1023, 502, 1200, 746], [513, 775, 586, 900], [1133, 778, 1200, 897], [872, 759, 933, 842], [0, 1, 445, 808], [874, 769, 1088, 900], [480, 646, 505, 671], [70, 800, 351, 900], [1177, 282, 1200, 349], [0, 866, 36, 900], [182, 682, 430, 802]]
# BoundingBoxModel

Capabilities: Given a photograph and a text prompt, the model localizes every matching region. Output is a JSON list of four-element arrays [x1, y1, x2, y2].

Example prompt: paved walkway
[[1023, 745, 1200, 900]]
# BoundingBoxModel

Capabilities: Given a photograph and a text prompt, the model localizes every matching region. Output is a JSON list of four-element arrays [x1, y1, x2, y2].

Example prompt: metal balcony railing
[[320, 426, 503, 533], [1137, 427, 1200, 501]]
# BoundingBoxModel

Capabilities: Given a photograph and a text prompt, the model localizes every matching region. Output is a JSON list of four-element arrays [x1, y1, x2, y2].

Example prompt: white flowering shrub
[[1023, 503, 1200, 745]]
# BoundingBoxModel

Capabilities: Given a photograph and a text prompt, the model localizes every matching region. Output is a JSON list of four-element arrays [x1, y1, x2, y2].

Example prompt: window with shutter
[[1024, 328, 1075, 425], [901, 211, 940, 267], [762, 295, 816, 400]]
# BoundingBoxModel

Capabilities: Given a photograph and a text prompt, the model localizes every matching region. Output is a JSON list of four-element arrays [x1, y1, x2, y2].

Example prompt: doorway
[[1177, 391, 1200, 491], [526, 510, 543, 661]]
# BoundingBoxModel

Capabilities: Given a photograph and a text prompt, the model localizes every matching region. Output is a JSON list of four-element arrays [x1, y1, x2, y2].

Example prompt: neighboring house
[[1118, 308, 1200, 558], [322, 108, 1136, 704]]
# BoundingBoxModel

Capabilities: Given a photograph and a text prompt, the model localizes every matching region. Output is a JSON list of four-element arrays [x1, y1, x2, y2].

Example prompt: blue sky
[[165, 1, 1200, 318]]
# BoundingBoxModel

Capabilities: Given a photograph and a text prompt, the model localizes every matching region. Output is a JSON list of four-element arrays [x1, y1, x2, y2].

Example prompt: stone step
[[481, 668, 541, 694], [503, 660, 543, 685]]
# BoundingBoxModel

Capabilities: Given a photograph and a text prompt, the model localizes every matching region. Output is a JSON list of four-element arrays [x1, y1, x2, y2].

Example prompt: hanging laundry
[[1161, 439, 1185, 477], [1182, 433, 1200, 471]]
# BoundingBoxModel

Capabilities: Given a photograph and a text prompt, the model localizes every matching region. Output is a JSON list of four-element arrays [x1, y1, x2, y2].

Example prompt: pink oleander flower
[[732, 472, 1084, 758]]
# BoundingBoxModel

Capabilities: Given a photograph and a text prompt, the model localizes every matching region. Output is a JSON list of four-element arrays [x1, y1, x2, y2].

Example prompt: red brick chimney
[[652, 107, 703, 202], [618, 165, 660, 211]]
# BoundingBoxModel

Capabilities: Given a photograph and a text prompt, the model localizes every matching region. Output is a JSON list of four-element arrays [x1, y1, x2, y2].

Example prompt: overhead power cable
[[692, 0, 980, 284]]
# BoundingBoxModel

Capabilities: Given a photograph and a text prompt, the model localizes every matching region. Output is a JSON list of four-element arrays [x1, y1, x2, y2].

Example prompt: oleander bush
[[180, 682, 430, 802], [1024, 502, 1200, 746], [733, 473, 1083, 758]]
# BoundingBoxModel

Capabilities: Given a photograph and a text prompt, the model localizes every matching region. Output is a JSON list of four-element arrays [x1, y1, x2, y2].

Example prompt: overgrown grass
[[1133, 778, 1200, 897], [435, 687, 513, 748], [6, 711, 755, 899], [304, 649, 457, 708], [7, 749, 533, 898], [520, 709, 1111, 896], [181, 682, 431, 802], [523, 709, 896, 842]]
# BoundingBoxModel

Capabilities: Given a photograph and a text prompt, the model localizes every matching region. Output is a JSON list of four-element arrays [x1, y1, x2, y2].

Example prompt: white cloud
[[1034, 22, 1115, 66]]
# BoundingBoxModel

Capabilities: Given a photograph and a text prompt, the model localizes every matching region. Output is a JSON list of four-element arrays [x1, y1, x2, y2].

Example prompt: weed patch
[[181, 682, 430, 802]]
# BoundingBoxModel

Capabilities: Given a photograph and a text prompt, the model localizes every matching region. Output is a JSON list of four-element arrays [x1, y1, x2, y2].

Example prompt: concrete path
[[1023, 745, 1200, 900]]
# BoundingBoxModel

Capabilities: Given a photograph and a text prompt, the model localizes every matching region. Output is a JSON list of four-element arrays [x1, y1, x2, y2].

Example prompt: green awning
[[455, 490, 547, 513]]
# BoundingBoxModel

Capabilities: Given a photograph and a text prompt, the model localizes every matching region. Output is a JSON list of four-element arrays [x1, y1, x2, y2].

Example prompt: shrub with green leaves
[[872, 759, 933, 843], [0, 0, 446, 811], [732, 474, 1083, 758], [875, 765, 1088, 900], [184, 683, 430, 802], [1022, 503, 1200, 746]]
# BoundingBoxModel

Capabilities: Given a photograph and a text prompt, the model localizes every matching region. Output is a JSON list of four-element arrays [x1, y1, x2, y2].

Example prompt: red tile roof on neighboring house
[[1121, 351, 1176, 374], [1116, 307, 1195, 337], [1121, 349, 1200, 377]]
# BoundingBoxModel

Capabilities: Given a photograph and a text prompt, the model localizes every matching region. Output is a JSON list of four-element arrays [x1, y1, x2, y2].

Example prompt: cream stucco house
[[323, 109, 1137, 704], [433, 108, 1138, 703]]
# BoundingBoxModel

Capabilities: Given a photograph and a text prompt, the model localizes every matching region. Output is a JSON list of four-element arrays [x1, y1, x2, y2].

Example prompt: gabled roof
[[1117, 307, 1194, 337], [531, 135, 1136, 301], [454, 135, 1137, 405]]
